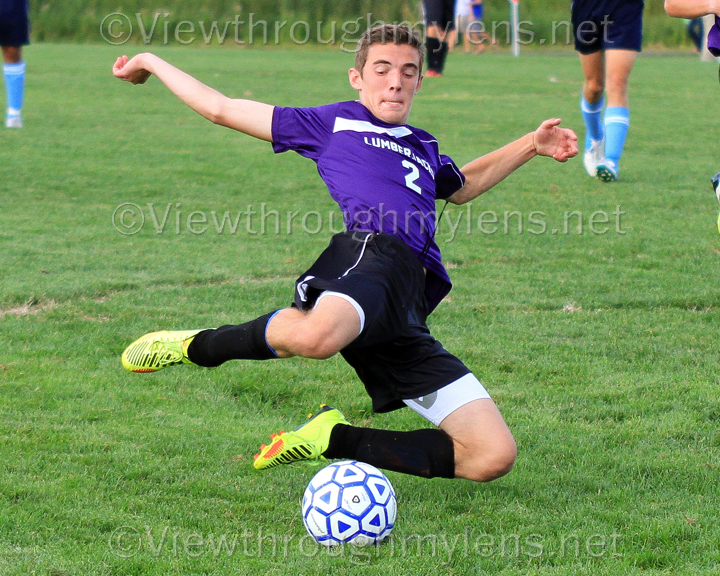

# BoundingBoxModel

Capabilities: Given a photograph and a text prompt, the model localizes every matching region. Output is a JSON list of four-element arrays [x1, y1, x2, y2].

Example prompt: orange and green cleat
[[253, 405, 349, 470], [121, 329, 202, 373]]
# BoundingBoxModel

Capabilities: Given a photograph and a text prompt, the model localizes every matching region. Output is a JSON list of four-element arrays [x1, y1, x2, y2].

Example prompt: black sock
[[186, 311, 279, 367], [324, 424, 455, 479], [436, 40, 448, 73], [426, 36, 442, 72]]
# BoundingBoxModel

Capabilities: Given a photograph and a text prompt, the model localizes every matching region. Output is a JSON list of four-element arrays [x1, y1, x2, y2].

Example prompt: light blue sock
[[604, 106, 630, 166], [581, 95, 604, 150], [4, 61, 26, 117]]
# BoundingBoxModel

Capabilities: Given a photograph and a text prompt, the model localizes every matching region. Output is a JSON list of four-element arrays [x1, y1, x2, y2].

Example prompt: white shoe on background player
[[5, 114, 22, 129], [583, 138, 604, 177]]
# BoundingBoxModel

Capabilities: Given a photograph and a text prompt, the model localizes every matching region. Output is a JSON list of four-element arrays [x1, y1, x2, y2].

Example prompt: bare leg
[[604, 49, 637, 108], [2, 46, 22, 64], [266, 295, 362, 359], [579, 50, 606, 105], [440, 398, 517, 482]]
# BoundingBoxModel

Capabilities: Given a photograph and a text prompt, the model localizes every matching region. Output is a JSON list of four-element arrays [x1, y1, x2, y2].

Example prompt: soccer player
[[424, 0, 456, 76], [113, 24, 577, 482], [468, 0, 494, 53], [573, 0, 644, 182], [0, 0, 29, 128]]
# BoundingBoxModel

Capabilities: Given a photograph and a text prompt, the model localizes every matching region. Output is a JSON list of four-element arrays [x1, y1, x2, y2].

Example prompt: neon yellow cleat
[[121, 329, 202, 373], [253, 405, 349, 470]]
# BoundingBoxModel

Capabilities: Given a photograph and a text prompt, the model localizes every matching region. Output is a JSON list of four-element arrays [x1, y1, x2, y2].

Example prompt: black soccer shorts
[[424, 0, 457, 32], [294, 231, 470, 413], [0, 0, 30, 47], [572, 0, 644, 54]]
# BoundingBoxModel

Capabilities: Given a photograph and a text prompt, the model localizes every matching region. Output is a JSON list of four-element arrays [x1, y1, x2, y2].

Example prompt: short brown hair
[[354, 24, 424, 75]]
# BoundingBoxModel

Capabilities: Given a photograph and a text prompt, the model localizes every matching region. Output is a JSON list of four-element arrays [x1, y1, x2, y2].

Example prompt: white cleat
[[5, 115, 23, 129], [583, 138, 604, 177], [595, 159, 618, 183]]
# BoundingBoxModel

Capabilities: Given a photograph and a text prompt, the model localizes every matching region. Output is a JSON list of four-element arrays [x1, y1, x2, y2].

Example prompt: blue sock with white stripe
[[581, 95, 604, 150], [3, 61, 25, 118], [603, 106, 630, 166]]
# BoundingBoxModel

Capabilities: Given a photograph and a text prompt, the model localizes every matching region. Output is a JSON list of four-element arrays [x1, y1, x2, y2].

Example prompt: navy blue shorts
[[294, 231, 470, 413], [572, 0, 644, 54], [0, 0, 29, 46], [424, 0, 456, 32]]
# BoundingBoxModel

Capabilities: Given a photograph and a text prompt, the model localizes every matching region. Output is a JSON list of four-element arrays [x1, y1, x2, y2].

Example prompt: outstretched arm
[[664, 0, 720, 18], [112, 53, 274, 141], [448, 118, 577, 205]]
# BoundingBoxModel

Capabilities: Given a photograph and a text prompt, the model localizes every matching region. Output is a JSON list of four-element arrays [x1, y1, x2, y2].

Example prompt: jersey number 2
[[402, 160, 422, 194]]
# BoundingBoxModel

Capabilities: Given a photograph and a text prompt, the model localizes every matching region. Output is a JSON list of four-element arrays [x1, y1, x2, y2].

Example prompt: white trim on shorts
[[403, 373, 491, 427], [315, 290, 366, 336]]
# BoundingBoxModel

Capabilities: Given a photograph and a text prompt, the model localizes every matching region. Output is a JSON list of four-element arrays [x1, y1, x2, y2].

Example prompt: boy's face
[[348, 43, 423, 125]]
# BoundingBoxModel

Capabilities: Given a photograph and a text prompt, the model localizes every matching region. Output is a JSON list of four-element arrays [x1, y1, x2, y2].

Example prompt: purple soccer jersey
[[271, 100, 466, 311]]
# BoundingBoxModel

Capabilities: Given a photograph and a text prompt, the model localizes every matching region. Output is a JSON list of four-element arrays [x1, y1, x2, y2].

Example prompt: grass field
[[30, 0, 693, 47], [1, 43, 720, 575]]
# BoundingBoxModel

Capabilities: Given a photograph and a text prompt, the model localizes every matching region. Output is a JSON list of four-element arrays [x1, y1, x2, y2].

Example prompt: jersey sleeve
[[271, 105, 334, 161], [435, 155, 466, 199]]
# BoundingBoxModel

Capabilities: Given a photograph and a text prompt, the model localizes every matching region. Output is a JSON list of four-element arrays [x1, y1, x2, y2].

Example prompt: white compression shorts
[[403, 373, 491, 427]]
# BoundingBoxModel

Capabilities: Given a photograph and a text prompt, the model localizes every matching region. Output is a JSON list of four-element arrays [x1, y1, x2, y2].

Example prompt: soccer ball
[[302, 460, 397, 547]]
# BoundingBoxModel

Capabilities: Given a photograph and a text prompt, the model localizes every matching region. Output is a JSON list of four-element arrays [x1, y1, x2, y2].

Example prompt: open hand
[[532, 118, 578, 162]]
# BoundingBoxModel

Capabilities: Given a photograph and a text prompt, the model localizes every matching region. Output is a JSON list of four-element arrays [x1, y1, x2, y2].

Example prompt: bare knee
[[455, 438, 517, 483], [583, 79, 605, 104]]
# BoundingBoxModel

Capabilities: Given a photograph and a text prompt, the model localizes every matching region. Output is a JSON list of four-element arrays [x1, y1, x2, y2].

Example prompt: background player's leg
[[602, 49, 637, 174], [579, 51, 605, 113], [2, 46, 25, 128], [578, 51, 606, 175], [425, 25, 448, 76], [439, 398, 516, 482], [578, 51, 606, 176], [2, 46, 22, 64]]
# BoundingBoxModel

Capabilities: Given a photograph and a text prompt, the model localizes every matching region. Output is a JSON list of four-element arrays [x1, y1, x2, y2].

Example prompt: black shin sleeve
[[437, 40, 448, 73], [186, 311, 279, 367], [324, 424, 455, 479], [426, 36, 442, 72]]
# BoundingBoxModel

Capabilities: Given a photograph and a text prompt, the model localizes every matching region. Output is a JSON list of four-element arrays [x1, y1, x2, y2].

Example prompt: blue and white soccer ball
[[302, 460, 397, 547]]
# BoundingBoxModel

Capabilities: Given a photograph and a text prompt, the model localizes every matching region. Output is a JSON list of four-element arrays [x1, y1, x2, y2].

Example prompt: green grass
[[1, 43, 720, 575], [29, 0, 693, 48]]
